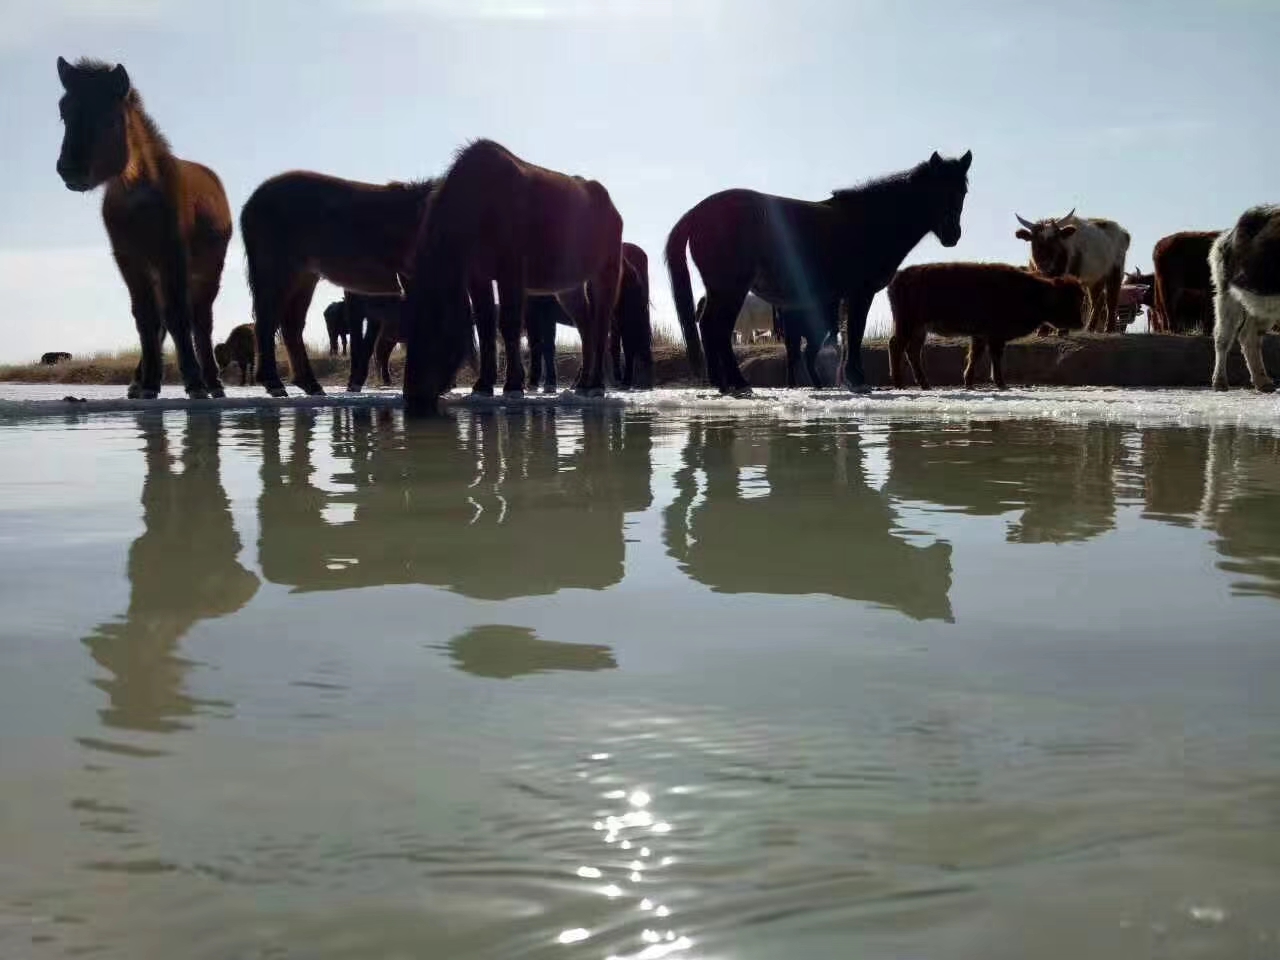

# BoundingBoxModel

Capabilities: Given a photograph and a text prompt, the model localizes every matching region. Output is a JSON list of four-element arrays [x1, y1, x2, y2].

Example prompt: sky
[[0, 0, 1277, 362]]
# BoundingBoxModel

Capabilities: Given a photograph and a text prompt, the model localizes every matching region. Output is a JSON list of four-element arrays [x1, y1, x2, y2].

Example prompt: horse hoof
[[472, 384, 495, 397], [186, 387, 210, 400], [504, 388, 525, 398], [346, 384, 362, 394], [731, 387, 754, 399], [846, 383, 871, 395], [1258, 381, 1277, 394], [209, 387, 226, 400], [138, 388, 159, 401], [126, 384, 143, 400], [268, 386, 289, 399]]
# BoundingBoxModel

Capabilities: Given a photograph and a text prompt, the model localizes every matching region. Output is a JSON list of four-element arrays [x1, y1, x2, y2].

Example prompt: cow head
[[1014, 209, 1077, 276]]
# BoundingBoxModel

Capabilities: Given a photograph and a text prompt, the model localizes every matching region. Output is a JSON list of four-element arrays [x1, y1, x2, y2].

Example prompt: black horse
[[322, 299, 350, 357], [526, 241, 653, 393], [666, 150, 972, 395]]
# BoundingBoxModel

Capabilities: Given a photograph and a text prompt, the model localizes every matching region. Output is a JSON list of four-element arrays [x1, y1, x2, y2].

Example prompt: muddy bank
[[6, 333, 1278, 392], [649, 333, 1280, 390]]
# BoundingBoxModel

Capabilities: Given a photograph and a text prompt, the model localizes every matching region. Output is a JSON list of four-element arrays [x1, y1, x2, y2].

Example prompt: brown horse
[[666, 150, 972, 395], [239, 171, 494, 397], [56, 57, 231, 399], [402, 139, 624, 415], [214, 323, 256, 386]]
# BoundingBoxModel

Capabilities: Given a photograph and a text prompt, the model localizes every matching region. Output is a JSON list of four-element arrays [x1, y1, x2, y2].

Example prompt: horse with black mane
[[526, 241, 653, 392], [55, 57, 232, 399], [214, 323, 256, 386], [402, 139, 624, 415], [240, 171, 493, 397], [665, 150, 972, 395]]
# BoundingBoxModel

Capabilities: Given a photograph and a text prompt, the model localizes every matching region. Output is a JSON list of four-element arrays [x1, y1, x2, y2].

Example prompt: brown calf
[[887, 262, 1087, 390]]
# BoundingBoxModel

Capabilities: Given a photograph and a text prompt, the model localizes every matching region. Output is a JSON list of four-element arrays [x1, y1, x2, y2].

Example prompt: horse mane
[[830, 158, 950, 204], [72, 57, 171, 156]]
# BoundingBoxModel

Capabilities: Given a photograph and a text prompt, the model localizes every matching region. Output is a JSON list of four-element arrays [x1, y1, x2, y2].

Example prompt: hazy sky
[[1, 0, 1276, 362]]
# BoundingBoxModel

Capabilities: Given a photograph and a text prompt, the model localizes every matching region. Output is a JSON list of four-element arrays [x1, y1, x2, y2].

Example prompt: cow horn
[[1016, 213, 1036, 229]]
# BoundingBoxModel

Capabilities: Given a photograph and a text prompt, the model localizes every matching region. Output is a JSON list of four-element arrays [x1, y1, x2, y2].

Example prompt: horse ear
[[959, 150, 973, 172], [108, 63, 131, 99], [57, 56, 75, 89], [929, 151, 942, 166]]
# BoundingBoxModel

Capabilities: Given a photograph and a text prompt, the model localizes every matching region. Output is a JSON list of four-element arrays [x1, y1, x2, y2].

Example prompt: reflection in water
[[81, 413, 259, 736], [255, 408, 653, 600], [445, 625, 616, 679], [664, 421, 955, 621], [1199, 426, 1280, 599], [883, 420, 1123, 544]]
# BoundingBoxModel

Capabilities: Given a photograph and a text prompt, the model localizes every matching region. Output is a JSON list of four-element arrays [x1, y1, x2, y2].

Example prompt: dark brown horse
[[214, 322, 256, 386], [402, 139, 624, 415], [666, 150, 972, 395], [344, 290, 478, 392], [240, 171, 494, 397], [322, 300, 350, 356], [56, 57, 231, 399], [526, 241, 653, 393]]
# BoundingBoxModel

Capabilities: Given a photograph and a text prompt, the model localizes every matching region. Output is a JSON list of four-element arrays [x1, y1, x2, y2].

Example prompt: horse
[[322, 300, 350, 356], [402, 139, 624, 415], [526, 241, 653, 393], [665, 150, 973, 396], [40, 351, 72, 365], [55, 57, 232, 399], [214, 323, 256, 386], [239, 171, 494, 397], [344, 290, 479, 392]]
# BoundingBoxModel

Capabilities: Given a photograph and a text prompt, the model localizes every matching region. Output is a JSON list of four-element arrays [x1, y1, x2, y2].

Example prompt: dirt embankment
[[5, 334, 1278, 391]]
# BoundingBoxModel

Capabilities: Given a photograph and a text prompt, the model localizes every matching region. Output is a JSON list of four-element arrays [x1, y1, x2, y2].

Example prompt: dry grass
[[0, 342, 344, 385]]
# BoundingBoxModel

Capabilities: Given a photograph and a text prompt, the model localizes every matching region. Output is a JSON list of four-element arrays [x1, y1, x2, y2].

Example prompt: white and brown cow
[[1015, 209, 1131, 332], [1210, 204, 1280, 393]]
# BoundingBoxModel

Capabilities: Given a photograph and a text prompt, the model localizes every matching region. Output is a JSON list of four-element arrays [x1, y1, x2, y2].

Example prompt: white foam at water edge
[[0, 383, 1277, 428]]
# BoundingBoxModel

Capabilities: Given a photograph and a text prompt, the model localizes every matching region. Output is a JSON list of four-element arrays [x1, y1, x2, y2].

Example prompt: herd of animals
[[49, 56, 1280, 412]]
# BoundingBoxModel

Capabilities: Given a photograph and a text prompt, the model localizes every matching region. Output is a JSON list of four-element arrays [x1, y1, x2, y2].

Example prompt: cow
[[696, 291, 774, 346], [1015, 209, 1130, 333], [322, 299, 350, 356], [1210, 205, 1280, 393], [887, 262, 1087, 390], [40, 351, 72, 365], [1118, 267, 1154, 329], [1152, 231, 1218, 334], [214, 323, 256, 386]]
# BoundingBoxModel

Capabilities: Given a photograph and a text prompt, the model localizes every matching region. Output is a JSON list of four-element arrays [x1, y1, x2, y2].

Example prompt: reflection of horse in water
[[255, 408, 654, 600], [81, 413, 259, 736], [663, 421, 953, 622], [882, 420, 1123, 544]]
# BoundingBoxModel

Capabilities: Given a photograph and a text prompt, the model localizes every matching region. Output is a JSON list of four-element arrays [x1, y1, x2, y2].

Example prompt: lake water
[[1, 397, 1279, 959]]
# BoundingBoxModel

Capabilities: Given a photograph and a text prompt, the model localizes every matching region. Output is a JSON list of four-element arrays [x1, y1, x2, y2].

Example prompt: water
[[1, 399, 1279, 959]]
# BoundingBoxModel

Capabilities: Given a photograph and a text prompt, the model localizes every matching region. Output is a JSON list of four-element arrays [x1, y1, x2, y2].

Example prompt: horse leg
[[252, 270, 295, 397], [156, 248, 208, 399], [989, 338, 1009, 389], [494, 278, 526, 396], [803, 338, 822, 388], [558, 285, 594, 393], [783, 318, 801, 388], [377, 330, 394, 387], [114, 254, 164, 399], [841, 292, 873, 393], [190, 274, 225, 399], [888, 333, 906, 388], [964, 337, 987, 389], [281, 276, 323, 396], [583, 250, 623, 397], [702, 286, 752, 396], [543, 318, 559, 393], [472, 280, 499, 396], [526, 308, 543, 389]]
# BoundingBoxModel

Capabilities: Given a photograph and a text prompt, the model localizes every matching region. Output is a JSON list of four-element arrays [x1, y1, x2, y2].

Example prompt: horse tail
[[664, 207, 706, 380]]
